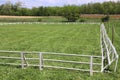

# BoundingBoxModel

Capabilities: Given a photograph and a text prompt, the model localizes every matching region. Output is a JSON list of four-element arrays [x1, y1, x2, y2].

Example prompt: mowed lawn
[[0, 23, 100, 55]]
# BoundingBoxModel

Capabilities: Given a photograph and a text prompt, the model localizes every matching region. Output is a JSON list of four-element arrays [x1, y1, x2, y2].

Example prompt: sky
[[0, 0, 119, 8]]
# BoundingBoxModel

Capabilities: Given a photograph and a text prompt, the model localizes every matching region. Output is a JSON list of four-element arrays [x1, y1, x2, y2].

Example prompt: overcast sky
[[0, 0, 119, 8]]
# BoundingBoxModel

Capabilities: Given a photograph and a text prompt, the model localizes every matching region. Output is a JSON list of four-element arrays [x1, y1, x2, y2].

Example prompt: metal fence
[[100, 23, 119, 72], [0, 23, 119, 76], [0, 22, 100, 25], [0, 50, 102, 76]]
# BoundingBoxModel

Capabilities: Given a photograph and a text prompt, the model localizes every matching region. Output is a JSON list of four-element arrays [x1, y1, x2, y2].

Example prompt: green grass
[[0, 23, 100, 54], [104, 20, 120, 80], [0, 16, 103, 22], [0, 17, 66, 22], [0, 23, 119, 80]]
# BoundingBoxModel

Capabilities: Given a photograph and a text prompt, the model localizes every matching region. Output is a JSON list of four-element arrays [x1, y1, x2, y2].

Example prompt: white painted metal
[[0, 22, 100, 26], [0, 62, 21, 66], [0, 50, 102, 75], [26, 58, 39, 60], [42, 52, 101, 58], [100, 25, 104, 72], [39, 52, 43, 70], [21, 52, 24, 69], [100, 23, 119, 72], [0, 50, 101, 58], [114, 56, 119, 72], [44, 65, 100, 72], [44, 65, 90, 71], [0, 56, 21, 59], [90, 56, 93, 76], [23, 54, 29, 67], [43, 59, 101, 65], [102, 33, 111, 64]]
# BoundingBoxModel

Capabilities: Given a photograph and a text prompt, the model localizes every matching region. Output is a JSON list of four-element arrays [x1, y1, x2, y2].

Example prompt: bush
[[63, 12, 79, 22], [38, 18, 42, 22], [79, 19, 86, 22], [101, 15, 110, 22]]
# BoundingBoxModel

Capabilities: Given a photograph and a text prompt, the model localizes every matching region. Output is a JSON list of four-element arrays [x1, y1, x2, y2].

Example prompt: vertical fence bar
[[90, 56, 93, 76], [114, 56, 119, 72], [39, 52, 43, 70], [112, 26, 114, 44], [101, 52, 104, 72], [23, 54, 29, 67], [100, 25, 104, 72], [112, 50, 115, 60], [21, 52, 24, 69]]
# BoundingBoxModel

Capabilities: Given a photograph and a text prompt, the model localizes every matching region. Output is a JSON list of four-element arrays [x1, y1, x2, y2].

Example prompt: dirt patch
[[0, 16, 62, 19], [81, 14, 120, 19], [0, 16, 44, 18], [0, 15, 120, 19]]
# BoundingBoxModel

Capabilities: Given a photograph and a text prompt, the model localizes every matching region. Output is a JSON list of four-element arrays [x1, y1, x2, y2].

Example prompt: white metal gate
[[100, 23, 119, 72]]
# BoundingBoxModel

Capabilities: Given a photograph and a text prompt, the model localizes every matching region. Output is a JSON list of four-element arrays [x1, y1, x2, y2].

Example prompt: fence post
[[107, 22, 109, 34], [112, 26, 114, 44], [21, 52, 24, 69], [101, 53, 104, 72], [39, 52, 43, 70], [114, 56, 119, 72], [90, 56, 93, 76], [23, 54, 29, 67], [100, 27, 104, 72]]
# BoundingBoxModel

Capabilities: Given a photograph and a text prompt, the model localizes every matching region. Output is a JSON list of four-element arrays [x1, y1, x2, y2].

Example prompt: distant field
[[0, 15, 65, 22], [0, 14, 120, 19], [0, 16, 62, 19], [81, 14, 120, 19], [0, 14, 120, 22]]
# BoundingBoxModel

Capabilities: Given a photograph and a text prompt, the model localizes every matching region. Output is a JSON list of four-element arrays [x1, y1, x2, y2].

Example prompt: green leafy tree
[[0, 1, 12, 15], [31, 7, 39, 16], [12, 2, 22, 15], [19, 8, 31, 16], [0, 1, 120, 16], [63, 6, 80, 22]]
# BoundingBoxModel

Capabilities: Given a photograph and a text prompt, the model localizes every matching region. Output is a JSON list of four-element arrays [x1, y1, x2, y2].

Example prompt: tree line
[[0, 1, 120, 22], [0, 1, 120, 16]]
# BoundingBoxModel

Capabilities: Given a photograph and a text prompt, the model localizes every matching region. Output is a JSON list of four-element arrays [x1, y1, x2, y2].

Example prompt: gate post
[[90, 56, 93, 76], [21, 52, 24, 69], [39, 52, 43, 70]]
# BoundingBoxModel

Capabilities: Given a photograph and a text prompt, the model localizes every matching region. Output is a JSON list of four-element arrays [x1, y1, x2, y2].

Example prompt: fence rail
[[100, 23, 119, 72], [0, 50, 102, 76]]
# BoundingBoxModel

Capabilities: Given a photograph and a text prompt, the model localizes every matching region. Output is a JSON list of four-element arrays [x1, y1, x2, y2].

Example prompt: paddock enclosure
[[0, 22, 118, 76]]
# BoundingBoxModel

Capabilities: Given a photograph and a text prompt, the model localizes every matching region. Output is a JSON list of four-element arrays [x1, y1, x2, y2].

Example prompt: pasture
[[0, 23, 119, 80], [0, 23, 100, 54]]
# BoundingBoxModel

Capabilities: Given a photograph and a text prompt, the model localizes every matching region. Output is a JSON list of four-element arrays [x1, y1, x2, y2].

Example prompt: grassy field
[[0, 16, 66, 22], [0, 23, 119, 80], [0, 23, 100, 54], [0, 15, 120, 22]]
